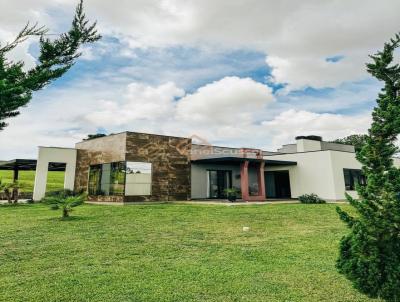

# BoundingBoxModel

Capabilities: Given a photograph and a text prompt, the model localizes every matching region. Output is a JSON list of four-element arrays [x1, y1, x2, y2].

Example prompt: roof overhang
[[0, 159, 66, 171], [191, 156, 297, 166]]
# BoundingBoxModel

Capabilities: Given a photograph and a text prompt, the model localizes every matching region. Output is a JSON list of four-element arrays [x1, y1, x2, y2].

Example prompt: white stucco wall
[[265, 151, 338, 200], [329, 151, 362, 200], [33, 147, 77, 201], [265, 152, 400, 201]]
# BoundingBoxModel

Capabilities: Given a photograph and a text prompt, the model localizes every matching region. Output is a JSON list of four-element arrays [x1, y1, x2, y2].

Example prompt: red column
[[240, 160, 250, 200], [241, 160, 266, 202], [258, 161, 266, 199]]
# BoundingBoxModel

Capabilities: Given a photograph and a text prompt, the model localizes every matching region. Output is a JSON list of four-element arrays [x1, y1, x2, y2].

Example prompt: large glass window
[[343, 169, 366, 191], [125, 162, 152, 196], [88, 162, 126, 196], [110, 162, 126, 195], [207, 170, 232, 198], [88, 164, 102, 195]]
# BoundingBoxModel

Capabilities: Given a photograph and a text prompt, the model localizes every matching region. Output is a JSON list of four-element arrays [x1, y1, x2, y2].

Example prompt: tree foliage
[[83, 133, 107, 140], [333, 134, 369, 152], [336, 33, 400, 301], [0, 0, 101, 130]]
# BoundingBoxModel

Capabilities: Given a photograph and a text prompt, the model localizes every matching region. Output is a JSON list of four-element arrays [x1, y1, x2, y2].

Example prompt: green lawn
[[0, 170, 65, 193], [0, 203, 381, 302]]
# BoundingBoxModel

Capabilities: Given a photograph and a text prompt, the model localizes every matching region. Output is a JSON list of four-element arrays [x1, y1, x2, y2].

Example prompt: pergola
[[0, 159, 66, 182]]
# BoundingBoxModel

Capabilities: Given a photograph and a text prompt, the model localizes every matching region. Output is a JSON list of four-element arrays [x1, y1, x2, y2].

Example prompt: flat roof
[[0, 159, 66, 171], [191, 157, 297, 166]]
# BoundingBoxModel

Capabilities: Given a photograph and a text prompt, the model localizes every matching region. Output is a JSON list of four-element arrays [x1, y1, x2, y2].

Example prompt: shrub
[[0, 180, 20, 204], [298, 193, 326, 204], [45, 189, 75, 198], [224, 188, 239, 202], [42, 190, 86, 218]]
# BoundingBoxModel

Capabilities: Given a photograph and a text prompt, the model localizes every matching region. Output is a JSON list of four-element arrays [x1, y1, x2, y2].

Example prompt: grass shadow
[[45, 215, 92, 222]]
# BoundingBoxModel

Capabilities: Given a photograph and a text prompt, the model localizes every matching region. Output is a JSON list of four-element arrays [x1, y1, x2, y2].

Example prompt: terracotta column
[[240, 160, 249, 200], [258, 161, 266, 199]]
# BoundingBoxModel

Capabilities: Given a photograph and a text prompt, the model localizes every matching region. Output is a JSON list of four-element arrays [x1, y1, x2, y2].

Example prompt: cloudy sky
[[0, 0, 399, 159]]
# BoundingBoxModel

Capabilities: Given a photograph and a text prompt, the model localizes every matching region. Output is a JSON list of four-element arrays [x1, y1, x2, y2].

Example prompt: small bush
[[298, 193, 326, 204], [42, 190, 86, 218], [224, 188, 239, 202], [45, 189, 76, 198]]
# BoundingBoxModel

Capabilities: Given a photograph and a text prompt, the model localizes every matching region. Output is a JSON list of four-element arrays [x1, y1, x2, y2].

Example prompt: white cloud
[[0, 0, 64, 69], [0, 77, 374, 159], [261, 109, 371, 150], [0, 0, 392, 159], [80, 0, 400, 89], [2, 0, 399, 90], [85, 82, 184, 126], [0, 29, 37, 70], [266, 55, 367, 91], [176, 76, 274, 124]]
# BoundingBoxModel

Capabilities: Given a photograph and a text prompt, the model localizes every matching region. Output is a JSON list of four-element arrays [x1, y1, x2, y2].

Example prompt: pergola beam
[[0, 159, 66, 172]]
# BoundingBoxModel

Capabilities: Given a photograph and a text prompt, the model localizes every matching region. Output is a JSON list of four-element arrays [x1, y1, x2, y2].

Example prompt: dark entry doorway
[[265, 170, 291, 199], [208, 170, 232, 198]]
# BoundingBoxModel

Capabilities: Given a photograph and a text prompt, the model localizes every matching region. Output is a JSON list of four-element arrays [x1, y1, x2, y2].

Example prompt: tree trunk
[[62, 207, 69, 218], [12, 188, 18, 204], [5, 189, 12, 204]]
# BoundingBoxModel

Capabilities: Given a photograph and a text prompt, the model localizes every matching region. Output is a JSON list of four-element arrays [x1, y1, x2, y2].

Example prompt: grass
[[0, 203, 381, 302], [0, 170, 65, 193]]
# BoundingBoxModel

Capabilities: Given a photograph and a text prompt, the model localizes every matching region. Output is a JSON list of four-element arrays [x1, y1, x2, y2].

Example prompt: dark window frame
[[207, 169, 232, 199], [343, 168, 366, 191]]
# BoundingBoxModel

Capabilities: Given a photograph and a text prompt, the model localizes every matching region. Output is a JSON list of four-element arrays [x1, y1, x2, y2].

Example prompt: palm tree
[[0, 180, 20, 204], [42, 190, 86, 218]]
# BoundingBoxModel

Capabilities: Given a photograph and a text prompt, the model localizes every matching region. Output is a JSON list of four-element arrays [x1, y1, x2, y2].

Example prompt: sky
[[0, 0, 399, 159]]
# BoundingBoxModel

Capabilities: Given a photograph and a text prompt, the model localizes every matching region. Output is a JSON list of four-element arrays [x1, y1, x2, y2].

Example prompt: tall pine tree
[[0, 0, 101, 131], [337, 33, 400, 302]]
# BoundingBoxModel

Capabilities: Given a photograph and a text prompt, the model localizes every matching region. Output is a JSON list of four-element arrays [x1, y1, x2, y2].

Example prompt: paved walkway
[[0, 199, 30, 204], [173, 200, 299, 206], [3, 199, 348, 206]]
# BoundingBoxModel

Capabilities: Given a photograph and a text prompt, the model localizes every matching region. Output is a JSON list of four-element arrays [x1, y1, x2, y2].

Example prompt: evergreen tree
[[0, 0, 101, 131], [337, 33, 400, 301]]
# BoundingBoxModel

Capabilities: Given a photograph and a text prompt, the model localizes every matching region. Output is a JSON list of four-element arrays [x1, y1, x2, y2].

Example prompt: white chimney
[[296, 136, 322, 152]]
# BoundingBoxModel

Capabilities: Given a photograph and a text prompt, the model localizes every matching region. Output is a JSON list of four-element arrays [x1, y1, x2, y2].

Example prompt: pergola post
[[13, 166, 19, 182], [240, 160, 250, 200], [12, 165, 19, 201]]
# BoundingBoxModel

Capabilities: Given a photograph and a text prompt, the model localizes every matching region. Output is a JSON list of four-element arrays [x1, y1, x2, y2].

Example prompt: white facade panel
[[265, 151, 337, 200], [33, 147, 77, 201]]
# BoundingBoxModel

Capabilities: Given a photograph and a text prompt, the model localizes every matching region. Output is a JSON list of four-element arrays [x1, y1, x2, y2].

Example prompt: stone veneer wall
[[124, 132, 191, 202], [73, 132, 191, 203], [74, 133, 127, 203]]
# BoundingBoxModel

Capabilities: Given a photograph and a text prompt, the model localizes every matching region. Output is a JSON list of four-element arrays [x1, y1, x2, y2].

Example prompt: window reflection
[[88, 162, 126, 196], [125, 162, 152, 196]]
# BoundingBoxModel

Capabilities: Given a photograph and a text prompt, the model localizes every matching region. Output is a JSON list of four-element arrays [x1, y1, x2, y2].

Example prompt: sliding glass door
[[208, 170, 232, 198]]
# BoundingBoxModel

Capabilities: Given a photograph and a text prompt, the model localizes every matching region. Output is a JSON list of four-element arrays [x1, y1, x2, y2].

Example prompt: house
[[4, 131, 398, 203]]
